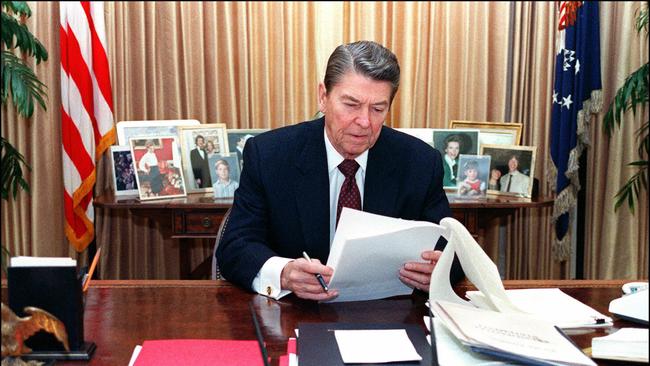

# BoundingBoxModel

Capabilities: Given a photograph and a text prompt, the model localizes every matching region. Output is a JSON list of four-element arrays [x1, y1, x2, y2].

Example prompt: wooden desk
[[1, 280, 641, 365], [94, 193, 553, 278]]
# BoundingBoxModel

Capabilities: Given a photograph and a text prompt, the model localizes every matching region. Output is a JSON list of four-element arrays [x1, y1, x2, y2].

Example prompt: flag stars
[[562, 49, 576, 71], [562, 95, 573, 109], [574, 59, 580, 75], [553, 91, 558, 104]]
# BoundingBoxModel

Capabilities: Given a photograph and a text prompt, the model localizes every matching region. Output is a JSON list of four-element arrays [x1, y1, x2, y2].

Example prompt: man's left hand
[[399, 250, 443, 292]]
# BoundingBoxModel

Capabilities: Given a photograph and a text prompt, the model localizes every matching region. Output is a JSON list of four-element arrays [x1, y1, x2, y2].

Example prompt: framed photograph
[[129, 136, 187, 201], [480, 144, 537, 198], [455, 154, 491, 199], [109, 146, 138, 196], [226, 129, 268, 171], [432, 129, 480, 189], [394, 128, 435, 147], [116, 119, 200, 146], [178, 124, 229, 193], [450, 120, 523, 146], [208, 155, 241, 198]]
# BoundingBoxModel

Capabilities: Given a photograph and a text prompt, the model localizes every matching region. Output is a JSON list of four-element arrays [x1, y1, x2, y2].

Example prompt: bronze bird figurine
[[1, 302, 70, 357]]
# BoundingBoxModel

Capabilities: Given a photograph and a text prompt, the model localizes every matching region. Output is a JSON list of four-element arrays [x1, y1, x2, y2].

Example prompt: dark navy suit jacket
[[216, 117, 463, 291]]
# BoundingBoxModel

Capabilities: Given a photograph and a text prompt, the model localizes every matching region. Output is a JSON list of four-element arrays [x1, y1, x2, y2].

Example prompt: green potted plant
[[1, 1, 49, 272], [603, 4, 648, 212]]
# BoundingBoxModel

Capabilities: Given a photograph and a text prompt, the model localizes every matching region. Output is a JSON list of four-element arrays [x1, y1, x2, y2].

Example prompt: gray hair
[[323, 40, 400, 103]]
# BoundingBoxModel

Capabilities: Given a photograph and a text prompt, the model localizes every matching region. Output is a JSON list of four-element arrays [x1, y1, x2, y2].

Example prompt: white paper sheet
[[128, 345, 142, 366], [431, 300, 597, 366], [591, 328, 649, 362], [423, 316, 512, 365], [466, 288, 613, 328], [334, 329, 422, 363], [429, 217, 523, 313], [10, 256, 77, 267], [325, 208, 444, 302]]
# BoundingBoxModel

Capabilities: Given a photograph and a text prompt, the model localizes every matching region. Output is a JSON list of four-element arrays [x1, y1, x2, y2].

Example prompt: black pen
[[302, 251, 329, 292]]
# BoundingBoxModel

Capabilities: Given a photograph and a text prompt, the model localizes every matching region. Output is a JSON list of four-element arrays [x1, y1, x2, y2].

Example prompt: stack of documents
[[591, 328, 649, 363], [466, 288, 613, 329], [431, 300, 596, 366], [423, 315, 510, 365]]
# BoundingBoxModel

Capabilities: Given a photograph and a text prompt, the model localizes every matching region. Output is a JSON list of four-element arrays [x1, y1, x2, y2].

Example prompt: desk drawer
[[173, 212, 224, 236]]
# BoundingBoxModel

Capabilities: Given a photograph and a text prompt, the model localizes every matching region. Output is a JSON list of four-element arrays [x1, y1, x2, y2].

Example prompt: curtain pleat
[[2, 1, 647, 280], [507, 2, 565, 279], [585, 2, 649, 279]]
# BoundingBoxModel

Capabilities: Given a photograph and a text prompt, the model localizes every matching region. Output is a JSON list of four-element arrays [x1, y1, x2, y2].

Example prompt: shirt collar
[[444, 154, 456, 166], [324, 128, 368, 174]]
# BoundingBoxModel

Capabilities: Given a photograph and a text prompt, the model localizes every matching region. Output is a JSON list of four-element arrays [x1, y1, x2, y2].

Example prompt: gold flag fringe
[[549, 89, 602, 261]]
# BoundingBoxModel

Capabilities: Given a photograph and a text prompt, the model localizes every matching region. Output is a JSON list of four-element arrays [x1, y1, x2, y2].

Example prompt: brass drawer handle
[[201, 217, 213, 228]]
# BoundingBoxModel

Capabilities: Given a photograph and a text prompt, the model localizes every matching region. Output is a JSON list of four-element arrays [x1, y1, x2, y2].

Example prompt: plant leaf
[[0, 136, 31, 200], [1, 50, 48, 118], [1, 6, 48, 63], [614, 164, 648, 213], [2, 2, 32, 17], [603, 63, 649, 136]]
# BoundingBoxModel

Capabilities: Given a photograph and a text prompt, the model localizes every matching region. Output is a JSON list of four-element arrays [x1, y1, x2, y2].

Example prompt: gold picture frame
[[450, 120, 523, 146], [480, 144, 537, 198], [178, 123, 229, 193]]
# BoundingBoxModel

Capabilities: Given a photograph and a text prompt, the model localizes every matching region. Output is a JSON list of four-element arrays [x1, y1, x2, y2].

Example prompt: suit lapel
[[294, 120, 330, 261], [364, 128, 399, 216]]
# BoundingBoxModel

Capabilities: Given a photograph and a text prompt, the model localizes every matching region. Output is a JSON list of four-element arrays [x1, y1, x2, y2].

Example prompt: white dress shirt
[[251, 128, 368, 299], [499, 170, 530, 195], [444, 154, 457, 181], [138, 151, 158, 172]]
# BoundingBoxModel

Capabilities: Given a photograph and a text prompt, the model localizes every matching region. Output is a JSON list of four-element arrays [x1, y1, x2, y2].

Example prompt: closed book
[[298, 322, 432, 366]]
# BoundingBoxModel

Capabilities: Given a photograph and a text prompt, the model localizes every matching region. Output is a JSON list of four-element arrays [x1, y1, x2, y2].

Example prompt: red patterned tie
[[336, 159, 361, 226]]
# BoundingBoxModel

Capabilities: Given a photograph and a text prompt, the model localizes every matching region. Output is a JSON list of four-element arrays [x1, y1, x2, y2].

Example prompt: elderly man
[[217, 41, 463, 301]]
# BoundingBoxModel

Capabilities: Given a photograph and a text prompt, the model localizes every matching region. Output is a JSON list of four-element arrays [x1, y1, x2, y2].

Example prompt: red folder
[[279, 338, 297, 366], [134, 339, 265, 366]]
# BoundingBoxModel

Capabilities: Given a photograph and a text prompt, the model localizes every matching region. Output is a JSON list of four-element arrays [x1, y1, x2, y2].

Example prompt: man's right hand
[[280, 258, 338, 301]]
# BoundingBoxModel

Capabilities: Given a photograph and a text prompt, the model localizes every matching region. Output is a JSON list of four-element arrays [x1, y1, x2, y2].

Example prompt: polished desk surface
[[1, 279, 641, 365], [95, 191, 554, 209], [93, 192, 233, 209]]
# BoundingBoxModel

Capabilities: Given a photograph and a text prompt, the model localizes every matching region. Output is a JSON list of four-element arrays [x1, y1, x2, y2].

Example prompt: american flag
[[550, 1, 602, 260], [60, 2, 116, 252]]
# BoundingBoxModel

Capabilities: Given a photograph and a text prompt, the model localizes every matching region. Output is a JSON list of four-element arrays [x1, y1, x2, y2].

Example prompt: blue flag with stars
[[550, 1, 602, 260]]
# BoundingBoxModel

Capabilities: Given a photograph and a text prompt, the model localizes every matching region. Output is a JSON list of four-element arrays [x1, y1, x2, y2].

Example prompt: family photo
[[456, 154, 491, 198], [129, 136, 187, 200], [109, 146, 138, 197], [432, 129, 480, 189], [226, 129, 267, 171], [209, 155, 241, 198], [480, 144, 537, 198], [179, 124, 228, 192]]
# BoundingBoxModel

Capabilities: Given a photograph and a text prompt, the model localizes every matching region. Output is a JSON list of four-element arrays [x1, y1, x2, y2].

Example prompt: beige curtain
[[2, 1, 647, 280], [585, 2, 649, 279], [507, 2, 563, 279], [1, 2, 75, 261]]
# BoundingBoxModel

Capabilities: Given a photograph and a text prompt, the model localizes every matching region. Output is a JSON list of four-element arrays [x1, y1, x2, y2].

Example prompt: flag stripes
[[60, 1, 116, 252]]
